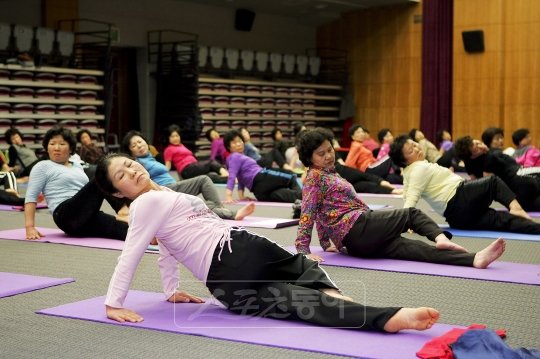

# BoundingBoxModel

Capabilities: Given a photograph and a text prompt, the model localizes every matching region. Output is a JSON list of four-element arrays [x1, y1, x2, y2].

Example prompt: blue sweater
[[136, 153, 175, 186]]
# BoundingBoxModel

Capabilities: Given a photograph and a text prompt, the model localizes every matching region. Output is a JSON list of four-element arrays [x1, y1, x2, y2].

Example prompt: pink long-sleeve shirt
[[105, 188, 231, 308], [163, 144, 197, 173]]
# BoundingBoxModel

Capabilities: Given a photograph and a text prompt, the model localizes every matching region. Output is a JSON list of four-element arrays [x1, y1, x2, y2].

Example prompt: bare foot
[[322, 288, 353, 302], [149, 237, 158, 245], [219, 168, 229, 177], [435, 238, 468, 253], [234, 202, 255, 220], [473, 237, 506, 269], [383, 307, 440, 333], [509, 199, 532, 220], [509, 208, 532, 220], [115, 214, 129, 223]]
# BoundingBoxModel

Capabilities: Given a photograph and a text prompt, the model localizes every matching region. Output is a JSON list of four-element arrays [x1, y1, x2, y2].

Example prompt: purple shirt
[[295, 166, 370, 255], [225, 152, 262, 191], [440, 140, 453, 152], [210, 138, 227, 163]]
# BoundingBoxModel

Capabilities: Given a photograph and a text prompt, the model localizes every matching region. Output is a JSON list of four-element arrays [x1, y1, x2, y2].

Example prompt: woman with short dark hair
[[223, 129, 301, 203], [4, 127, 41, 178], [24, 126, 128, 240], [454, 135, 540, 211]]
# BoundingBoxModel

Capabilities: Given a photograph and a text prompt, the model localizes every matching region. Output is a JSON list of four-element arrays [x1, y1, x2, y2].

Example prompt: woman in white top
[[95, 153, 442, 333], [24, 126, 128, 240], [389, 135, 540, 234]]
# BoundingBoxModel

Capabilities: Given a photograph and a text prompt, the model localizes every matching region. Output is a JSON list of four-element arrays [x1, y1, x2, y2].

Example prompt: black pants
[[251, 169, 302, 203], [444, 176, 540, 234], [206, 229, 400, 331], [342, 208, 475, 266], [257, 148, 287, 169], [506, 174, 540, 211], [52, 180, 128, 240], [335, 163, 392, 194], [181, 160, 224, 179], [0, 171, 24, 205]]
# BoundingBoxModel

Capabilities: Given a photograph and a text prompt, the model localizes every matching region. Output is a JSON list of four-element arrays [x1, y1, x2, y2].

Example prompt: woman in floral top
[[295, 128, 505, 268]]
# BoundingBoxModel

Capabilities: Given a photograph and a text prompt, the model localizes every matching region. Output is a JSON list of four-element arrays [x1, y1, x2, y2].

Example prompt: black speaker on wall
[[235, 9, 256, 32], [462, 30, 485, 53]]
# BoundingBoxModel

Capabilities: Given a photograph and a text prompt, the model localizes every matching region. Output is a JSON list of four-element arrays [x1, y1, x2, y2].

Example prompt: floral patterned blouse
[[295, 166, 370, 254]]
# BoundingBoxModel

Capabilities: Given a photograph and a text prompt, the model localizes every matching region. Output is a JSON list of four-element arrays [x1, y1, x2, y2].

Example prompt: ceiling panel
[[178, 0, 420, 26]]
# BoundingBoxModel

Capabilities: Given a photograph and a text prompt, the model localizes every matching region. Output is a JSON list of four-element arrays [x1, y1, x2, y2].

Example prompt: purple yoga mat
[[0, 203, 48, 211], [37, 290, 461, 358], [357, 193, 403, 199], [236, 201, 393, 210], [224, 216, 299, 228], [0, 227, 125, 251], [285, 247, 540, 286], [0, 272, 74, 298]]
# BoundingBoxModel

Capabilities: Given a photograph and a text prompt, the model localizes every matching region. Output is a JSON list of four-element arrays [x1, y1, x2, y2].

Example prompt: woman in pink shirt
[[376, 128, 393, 160], [295, 128, 506, 267], [94, 153, 444, 333], [161, 125, 228, 181]]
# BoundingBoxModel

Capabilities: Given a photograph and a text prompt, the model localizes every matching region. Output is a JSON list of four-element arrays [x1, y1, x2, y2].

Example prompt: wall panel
[[317, 4, 422, 138], [454, 0, 540, 146]]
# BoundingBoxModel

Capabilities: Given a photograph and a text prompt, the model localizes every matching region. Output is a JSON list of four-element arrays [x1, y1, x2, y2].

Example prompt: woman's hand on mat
[[325, 245, 338, 252], [307, 254, 324, 262], [167, 291, 205, 304], [106, 306, 143, 323], [25, 226, 43, 240]]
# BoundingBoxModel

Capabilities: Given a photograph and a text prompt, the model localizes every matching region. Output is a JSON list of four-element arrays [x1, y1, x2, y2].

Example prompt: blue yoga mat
[[440, 226, 540, 242]]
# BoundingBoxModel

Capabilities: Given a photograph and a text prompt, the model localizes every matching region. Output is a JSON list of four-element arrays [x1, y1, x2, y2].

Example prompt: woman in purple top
[[295, 128, 506, 268], [205, 128, 228, 164], [223, 130, 301, 203]]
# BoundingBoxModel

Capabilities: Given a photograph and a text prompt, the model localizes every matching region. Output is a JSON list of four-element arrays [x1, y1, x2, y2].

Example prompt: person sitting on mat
[[223, 129, 302, 204], [95, 152, 441, 333], [388, 135, 540, 234], [205, 128, 228, 165], [24, 126, 128, 240], [295, 128, 506, 267], [0, 169, 24, 206], [238, 127, 293, 171], [511, 128, 540, 168], [76, 128, 104, 165], [325, 129, 402, 195], [454, 135, 540, 211], [122, 130, 254, 221], [345, 124, 402, 184], [4, 127, 43, 181], [408, 128, 441, 164], [155, 126, 228, 183]]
